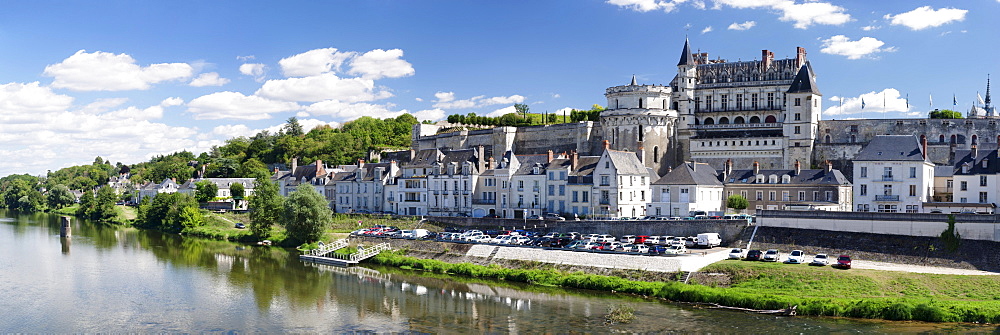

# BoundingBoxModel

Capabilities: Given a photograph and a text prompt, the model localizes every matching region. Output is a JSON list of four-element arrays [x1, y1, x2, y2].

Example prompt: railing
[[881, 175, 897, 182], [308, 239, 349, 256], [472, 198, 496, 205], [874, 195, 900, 201], [690, 122, 782, 130], [350, 243, 391, 262], [599, 199, 611, 205]]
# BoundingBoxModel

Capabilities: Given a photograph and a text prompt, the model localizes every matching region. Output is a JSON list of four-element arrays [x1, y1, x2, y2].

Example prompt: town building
[[332, 160, 399, 214], [722, 159, 852, 212], [648, 162, 724, 217], [852, 135, 934, 213]]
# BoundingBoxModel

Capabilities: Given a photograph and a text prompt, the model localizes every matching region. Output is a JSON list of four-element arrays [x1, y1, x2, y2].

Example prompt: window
[[548, 185, 554, 196], [756, 191, 763, 200], [883, 184, 893, 195], [981, 176, 988, 187], [767, 93, 775, 109], [905, 205, 918, 213], [794, 98, 801, 106], [794, 126, 801, 134], [768, 191, 775, 201], [860, 184, 867, 196], [910, 167, 917, 179], [518, 180, 524, 190], [572, 191, 578, 202], [909, 185, 916, 197], [860, 167, 867, 178], [883, 167, 893, 179], [600, 175, 609, 186], [857, 204, 869, 212], [826, 191, 833, 201], [981, 192, 989, 203], [751, 94, 759, 109], [960, 197, 968, 203], [782, 191, 789, 201], [961, 181, 968, 191], [721, 94, 729, 110], [798, 191, 805, 201], [736, 94, 743, 109], [850, 125, 858, 132], [582, 192, 589, 202], [794, 112, 801, 121], [559, 185, 565, 196]]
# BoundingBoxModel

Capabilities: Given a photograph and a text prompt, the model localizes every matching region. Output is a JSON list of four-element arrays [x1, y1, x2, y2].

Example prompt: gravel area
[[850, 260, 1000, 276]]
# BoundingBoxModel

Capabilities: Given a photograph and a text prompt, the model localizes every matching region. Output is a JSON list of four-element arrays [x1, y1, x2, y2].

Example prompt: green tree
[[929, 109, 963, 119], [46, 184, 76, 209], [230, 182, 245, 199], [514, 103, 529, 115], [726, 194, 749, 213], [2, 178, 41, 211], [92, 186, 119, 222], [76, 190, 94, 217], [194, 180, 219, 203], [248, 176, 283, 240], [282, 184, 331, 244], [283, 117, 305, 137], [142, 192, 201, 233]]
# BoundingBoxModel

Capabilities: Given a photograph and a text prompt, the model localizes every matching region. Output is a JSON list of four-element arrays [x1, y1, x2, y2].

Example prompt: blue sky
[[0, 0, 995, 176]]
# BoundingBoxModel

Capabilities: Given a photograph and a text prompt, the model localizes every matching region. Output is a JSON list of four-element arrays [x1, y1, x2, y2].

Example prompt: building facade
[[852, 135, 934, 213]]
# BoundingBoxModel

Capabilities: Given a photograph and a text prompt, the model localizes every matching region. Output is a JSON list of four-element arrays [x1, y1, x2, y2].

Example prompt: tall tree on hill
[[284, 117, 305, 137], [515, 103, 529, 120]]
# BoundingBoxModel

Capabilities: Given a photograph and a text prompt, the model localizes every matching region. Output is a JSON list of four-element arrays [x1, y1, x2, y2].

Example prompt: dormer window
[[533, 167, 540, 174], [781, 175, 791, 184], [768, 175, 778, 184], [963, 162, 970, 173], [983, 160, 989, 169], [755, 174, 764, 183]]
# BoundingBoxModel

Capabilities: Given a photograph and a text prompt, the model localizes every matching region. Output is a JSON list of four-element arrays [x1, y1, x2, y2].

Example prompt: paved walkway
[[851, 260, 1000, 276]]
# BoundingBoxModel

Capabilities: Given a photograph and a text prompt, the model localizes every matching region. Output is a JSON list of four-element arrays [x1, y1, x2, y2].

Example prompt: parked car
[[526, 215, 543, 220], [620, 235, 636, 244], [728, 248, 744, 260], [492, 235, 514, 244], [696, 233, 722, 248], [596, 234, 616, 243], [468, 235, 493, 243], [543, 213, 566, 221], [633, 244, 650, 253], [619, 243, 636, 252], [810, 253, 829, 266], [647, 245, 669, 255], [785, 250, 805, 264], [762, 249, 780, 262], [510, 236, 531, 245], [664, 244, 688, 255], [834, 255, 852, 269], [645, 236, 661, 245], [744, 249, 763, 261]]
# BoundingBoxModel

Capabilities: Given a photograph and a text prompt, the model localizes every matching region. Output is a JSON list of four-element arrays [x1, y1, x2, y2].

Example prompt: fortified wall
[[411, 122, 607, 158]]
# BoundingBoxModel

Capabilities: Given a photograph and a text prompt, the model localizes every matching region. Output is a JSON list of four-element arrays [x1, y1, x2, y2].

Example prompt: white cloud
[[606, 0, 684, 12], [303, 100, 401, 120], [822, 88, 908, 116], [552, 93, 561, 99], [43, 50, 193, 91], [714, 0, 850, 29], [77, 98, 128, 115], [701, 26, 713, 34], [256, 73, 391, 103], [485, 105, 517, 117], [160, 97, 184, 107], [411, 109, 446, 122], [104, 105, 164, 120], [0, 82, 74, 113], [885, 6, 967, 31], [278, 47, 355, 77], [189, 72, 230, 87], [432, 92, 525, 109], [820, 35, 895, 60], [347, 49, 415, 80], [727, 20, 756, 30], [239, 63, 267, 82], [187, 91, 300, 120]]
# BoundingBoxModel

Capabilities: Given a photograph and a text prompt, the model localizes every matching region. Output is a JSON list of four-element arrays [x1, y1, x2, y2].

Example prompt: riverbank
[[368, 250, 1000, 323]]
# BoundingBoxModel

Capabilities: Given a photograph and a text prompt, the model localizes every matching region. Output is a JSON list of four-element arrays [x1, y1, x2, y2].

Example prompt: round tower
[[601, 75, 677, 175]]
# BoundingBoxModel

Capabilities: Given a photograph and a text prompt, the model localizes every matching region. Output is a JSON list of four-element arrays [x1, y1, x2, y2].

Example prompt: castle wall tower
[[601, 75, 678, 175], [784, 63, 822, 168], [674, 38, 698, 165]]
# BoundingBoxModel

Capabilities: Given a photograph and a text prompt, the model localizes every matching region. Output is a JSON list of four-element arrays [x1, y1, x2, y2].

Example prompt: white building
[[427, 147, 487, 217], [332, 160, 399, 214], [648, 162, 724, 217], [592, 141, 652, 218], [853, 135, 934, 213]]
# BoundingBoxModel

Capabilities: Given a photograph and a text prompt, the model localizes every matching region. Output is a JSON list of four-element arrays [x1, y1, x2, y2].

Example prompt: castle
[[411, 39, 997, 177]]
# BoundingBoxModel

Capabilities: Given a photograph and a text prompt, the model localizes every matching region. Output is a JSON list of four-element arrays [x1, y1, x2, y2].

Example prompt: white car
[[491, 235, 513, 244], [596, 234, 616, 243], [621, 235, 636, 244], [810, 253, 829, 266], [468, 235, 493, 243], [510, 236, 531, 245], [664, 244, 687, 255], [619, 243, 636, 252], [785, 250, 805, 264], [762, 249, 780, 262], [728, 248, 744, 260], [633, 244, 650, 253], [584, 234, 601, 242]]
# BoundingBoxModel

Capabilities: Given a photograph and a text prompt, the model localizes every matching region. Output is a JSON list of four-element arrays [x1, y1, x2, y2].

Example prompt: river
[[0, 211, 992, 333]]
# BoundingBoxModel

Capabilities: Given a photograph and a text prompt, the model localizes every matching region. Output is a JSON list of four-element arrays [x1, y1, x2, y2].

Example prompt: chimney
[[570, 150, 579, 171], [547, 150, 554, 163], [273, 167, 279, 174], [315, 160, 324, 177], [922, 136, 928, 161], [409, 149, 415, 161], [761, 49, 774, 71], [602, 140, 610, 151], [795, 47, 807, 68], [477, 145, 486, 172], [825, 160, 833, 173], [667, 165, 673, 173], [950, 142, 957, 163], [752, 161, 760, 175], [488, 157, 495, 170], [200, 165, 206, 179], [691, 161, 696, 172], [636, 142, 645, 164], [972, 143, 978, 159], [291, 157, 298, 173], [725, 159, 733, 176], [357, 158, 365, 169], [794, 160, 801, 176]]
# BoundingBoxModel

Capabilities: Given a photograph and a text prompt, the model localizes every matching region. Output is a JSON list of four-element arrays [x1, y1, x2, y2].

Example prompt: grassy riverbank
[[369, 251, 1000, 323]]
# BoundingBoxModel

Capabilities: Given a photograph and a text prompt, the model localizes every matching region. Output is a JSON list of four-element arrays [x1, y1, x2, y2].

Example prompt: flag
[[906, 94, 910, 109], [861, 97, 866, 110], [930, 94, 933, 107], [978, 92, 986, 105], [954, 94, 958, 106]]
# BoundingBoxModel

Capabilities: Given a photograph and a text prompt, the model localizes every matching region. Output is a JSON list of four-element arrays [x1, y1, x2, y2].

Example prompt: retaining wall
[[758, 210, 1000, 242]]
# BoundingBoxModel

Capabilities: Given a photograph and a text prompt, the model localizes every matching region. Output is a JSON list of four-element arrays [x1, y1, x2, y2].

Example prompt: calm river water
[[0, 211, 993, 333]]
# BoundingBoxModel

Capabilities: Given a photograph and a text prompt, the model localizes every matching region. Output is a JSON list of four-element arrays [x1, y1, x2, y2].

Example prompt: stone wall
[[757, 210, 1000, 242]]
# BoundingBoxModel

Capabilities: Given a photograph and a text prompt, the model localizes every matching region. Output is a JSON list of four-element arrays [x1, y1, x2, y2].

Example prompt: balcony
[[874, 195, 900, 201], [599, 199, 611, 205], [404, 199, 421, 203], [881, 175, 898, 182], [690, 122, 782, 130], [472, 198, 496, 205]]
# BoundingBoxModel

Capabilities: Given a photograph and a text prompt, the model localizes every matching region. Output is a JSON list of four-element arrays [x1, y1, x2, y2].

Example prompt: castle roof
[[677, 38, 695, 66], [854, 135, 926, 162], [653, 162, 722, 186], [786, 63, 820, 95]]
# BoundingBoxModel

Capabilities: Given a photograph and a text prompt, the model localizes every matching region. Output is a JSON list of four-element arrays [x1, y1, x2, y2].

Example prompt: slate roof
[[678, 38, 695, 66], [653, 162, 722, 186], [854, 135, 926, 162], [724, 168, 850, 185], [405, 149, 443, 168], [786, 62, 820, 95], [606, 150, 648, 175], [336, 162, 397, 182], [513, 154, 550, 176], [951, 144, 1000, 175]]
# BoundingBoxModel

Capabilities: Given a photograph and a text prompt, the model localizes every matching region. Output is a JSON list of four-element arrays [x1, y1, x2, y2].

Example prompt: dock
[[299, 241, 391, 267]]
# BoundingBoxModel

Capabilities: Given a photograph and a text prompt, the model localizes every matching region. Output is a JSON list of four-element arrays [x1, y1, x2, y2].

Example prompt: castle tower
[[601, 73, 677, 175], [674, 38, 698, 164], [784, 63, 822, 168]]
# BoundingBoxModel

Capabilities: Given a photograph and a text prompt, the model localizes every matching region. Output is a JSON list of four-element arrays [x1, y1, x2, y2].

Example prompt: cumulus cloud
[[256, 73, 391, 103], [187, 91, 301, 120], [606, 0, 685, 12], [701, 26, 713, 34], [432, 92, 525, 109], [820, 35, 895, 60], [411, 109, 446, 122], [0, 82, 75, 114], [43, 50, 193, 91], [347, 49, 415, 79], [485, 105, 517, 117], [728, 20, 756, 30], [278, 47, 355, 77], [885, 6, 967, 31], [714, 0, 850, 29], [239, 63, 267, 82], [189, 72, 230, 87], [823, 88, 908, 116], [861, 25, 879, 31], [160, 97, 184, 107], [302, 100, 401, 120]]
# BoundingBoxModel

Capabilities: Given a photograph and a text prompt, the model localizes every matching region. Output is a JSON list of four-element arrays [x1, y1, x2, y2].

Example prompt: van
[[696, 233, 722, 248]]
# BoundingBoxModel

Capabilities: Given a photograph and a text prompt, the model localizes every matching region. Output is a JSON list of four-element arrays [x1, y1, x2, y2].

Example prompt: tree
[[76, 190, 94, 217], [141, 192, 201, 233], [194, 180, 218, 203], [248, 176, 283, 240], [514, 103, 529, 116], [282, 184, 332, 244], [726, 194, 749, 213], [92, 186, 119, 222], [929, 109, 963, 119], [284, 117, 305, 137], [230, 182, 245, 199], [46, 184, 75, 209]]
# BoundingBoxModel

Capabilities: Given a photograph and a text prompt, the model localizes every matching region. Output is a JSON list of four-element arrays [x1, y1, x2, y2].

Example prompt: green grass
[[369, 252, 1000, 323], [184, 211, 254, 242]]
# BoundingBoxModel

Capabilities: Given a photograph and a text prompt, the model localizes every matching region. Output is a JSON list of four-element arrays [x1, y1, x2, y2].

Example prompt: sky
[[0, 0, 996, 176]]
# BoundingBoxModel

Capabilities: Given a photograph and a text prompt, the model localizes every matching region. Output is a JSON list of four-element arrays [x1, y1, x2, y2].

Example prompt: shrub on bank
[[369, 252, 1000, 323]]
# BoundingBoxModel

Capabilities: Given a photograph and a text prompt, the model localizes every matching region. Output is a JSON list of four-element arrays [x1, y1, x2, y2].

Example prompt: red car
[[835, 255, 852, 269], [634, 235, 650, 244]]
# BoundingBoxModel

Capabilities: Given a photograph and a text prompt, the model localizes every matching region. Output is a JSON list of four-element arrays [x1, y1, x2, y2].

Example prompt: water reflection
[[1, 210, 997, 333]]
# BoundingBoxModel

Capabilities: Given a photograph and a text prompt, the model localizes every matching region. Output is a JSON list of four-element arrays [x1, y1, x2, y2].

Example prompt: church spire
[[986, 74, 992, 108], [630, 74, 637, 86], [677, 37, 695, 66]]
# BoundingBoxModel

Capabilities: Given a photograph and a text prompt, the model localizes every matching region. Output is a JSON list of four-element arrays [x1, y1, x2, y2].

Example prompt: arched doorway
[[719, 117, 730, 124], [749, 116, 761, 123], [764, 115, 777, 123], [704, 117, 715, 125], [734, 116, 745, 124]]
